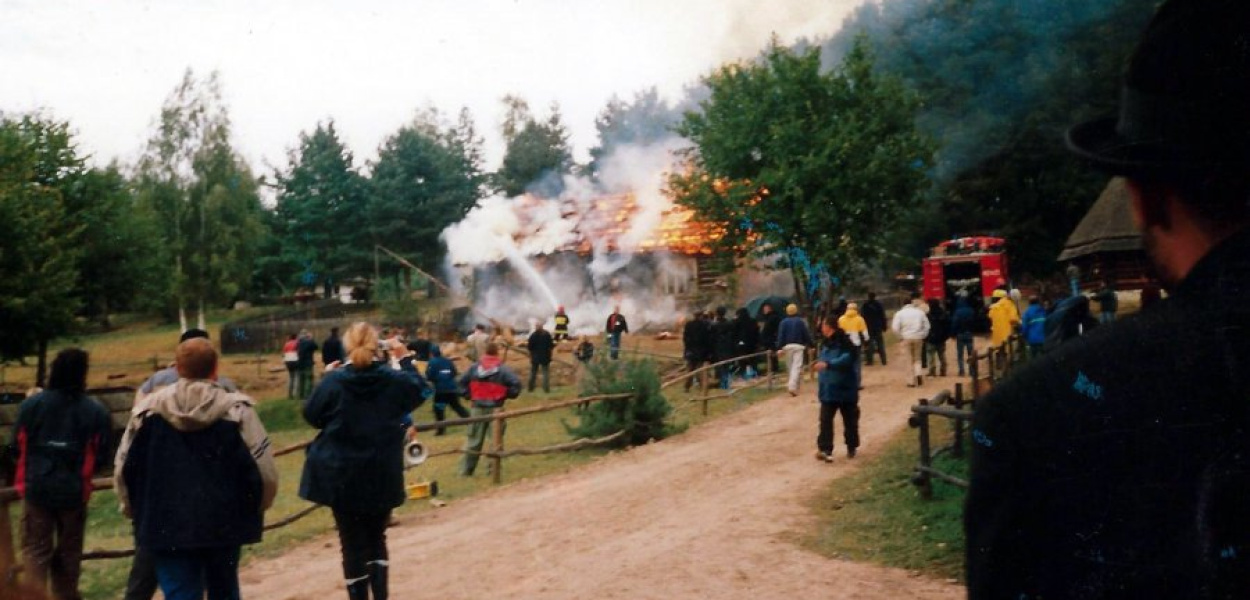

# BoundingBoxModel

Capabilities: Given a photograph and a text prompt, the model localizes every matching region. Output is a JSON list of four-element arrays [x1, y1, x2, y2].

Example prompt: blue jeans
[[955, 334, 974, 376], [154, 546, 241, 600], [608, 333, 622, 359]]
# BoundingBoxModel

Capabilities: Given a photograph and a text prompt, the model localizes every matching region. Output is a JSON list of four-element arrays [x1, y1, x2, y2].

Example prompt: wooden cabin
[[1058, 178, 1156, 291]]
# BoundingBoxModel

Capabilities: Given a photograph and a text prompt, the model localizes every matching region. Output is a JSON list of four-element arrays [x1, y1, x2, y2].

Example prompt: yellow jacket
[[988, 298, 1020, 347], [837, 309, 869, 345]]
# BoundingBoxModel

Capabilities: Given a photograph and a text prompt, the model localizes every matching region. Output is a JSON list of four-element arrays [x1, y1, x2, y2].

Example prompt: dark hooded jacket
[[425, 346, 459, 394], [682, 317, 712, 362], [528, 328, 555, 365], [299, 362, 423, 513], [733, 308, 760, 357]]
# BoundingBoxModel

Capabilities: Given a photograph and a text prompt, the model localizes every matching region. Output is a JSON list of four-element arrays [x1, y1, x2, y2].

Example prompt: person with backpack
[[426, 346, 469, 436], [13, 348, 111, 600]]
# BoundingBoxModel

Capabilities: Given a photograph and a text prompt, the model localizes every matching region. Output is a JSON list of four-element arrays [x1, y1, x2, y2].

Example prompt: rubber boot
[[368, 562, 388, 600], [346, 577, 370, 600]]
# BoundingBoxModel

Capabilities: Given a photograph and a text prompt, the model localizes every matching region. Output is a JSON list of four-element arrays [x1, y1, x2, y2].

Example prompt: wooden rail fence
[[909, 334, 1027, 499], [0, 348, 795, 574]]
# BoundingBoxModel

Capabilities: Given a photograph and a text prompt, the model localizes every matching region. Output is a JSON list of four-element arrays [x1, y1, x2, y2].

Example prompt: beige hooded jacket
[[114, 379, 278, 517]]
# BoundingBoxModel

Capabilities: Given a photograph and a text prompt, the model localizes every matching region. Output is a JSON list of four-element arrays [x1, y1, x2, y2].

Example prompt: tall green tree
[[494, 97, 573, 197], [65, 164, 168, 326], [824, 0, 1157, 276], [273, 121, 370, 297], [0, 115, 83, 382], [586, 87, 683, 176], [134, 69, 266, 330], [368, 108, 486, 281], [671, 38, 932, 308]]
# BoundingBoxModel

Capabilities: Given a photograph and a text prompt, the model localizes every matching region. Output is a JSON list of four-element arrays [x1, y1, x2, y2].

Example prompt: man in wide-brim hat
[[965, 1, 1250, 598]]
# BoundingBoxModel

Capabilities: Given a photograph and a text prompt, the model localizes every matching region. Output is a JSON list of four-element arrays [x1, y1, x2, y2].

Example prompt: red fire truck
[[921, 236, 1009, 301]]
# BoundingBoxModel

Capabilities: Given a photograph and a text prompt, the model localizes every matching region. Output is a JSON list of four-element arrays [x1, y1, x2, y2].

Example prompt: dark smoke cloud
[[817, 0, 1156, 182]]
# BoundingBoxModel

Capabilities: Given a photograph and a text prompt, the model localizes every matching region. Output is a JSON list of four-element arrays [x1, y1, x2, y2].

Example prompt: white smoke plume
[[440, 136, 698, 334]]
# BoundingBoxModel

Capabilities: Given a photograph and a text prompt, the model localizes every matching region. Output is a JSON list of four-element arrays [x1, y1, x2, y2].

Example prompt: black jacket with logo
[[966, 230, 1250, 599]]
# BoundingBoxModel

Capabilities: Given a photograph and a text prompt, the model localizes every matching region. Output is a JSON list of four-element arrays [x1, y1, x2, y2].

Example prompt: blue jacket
[[951, 300, 976, 338], [1022, 304, 1048, 345], [776, 316, 812, 347], [299, 362, 423, 513], [425, 349, 459, 394], [816, 342, 859, 405]]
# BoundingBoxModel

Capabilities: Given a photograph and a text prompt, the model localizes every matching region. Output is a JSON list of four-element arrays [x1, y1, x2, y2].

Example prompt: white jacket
[[892, 304, 931, 341]]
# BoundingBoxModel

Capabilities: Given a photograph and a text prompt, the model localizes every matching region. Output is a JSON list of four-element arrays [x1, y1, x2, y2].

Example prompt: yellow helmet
[[992, 289, 1008, 299]]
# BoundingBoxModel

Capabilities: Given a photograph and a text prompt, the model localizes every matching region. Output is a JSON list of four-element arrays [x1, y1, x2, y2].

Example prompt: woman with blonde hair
[[299, 322, 426, 600]]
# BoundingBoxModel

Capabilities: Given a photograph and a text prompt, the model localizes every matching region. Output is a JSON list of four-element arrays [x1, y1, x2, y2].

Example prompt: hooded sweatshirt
[[837, 308, 869, 346], [459, 355, 522, 407], [114, 380, 278, 518], [115, 379, 277, 550], [299, 361, 422, 512]]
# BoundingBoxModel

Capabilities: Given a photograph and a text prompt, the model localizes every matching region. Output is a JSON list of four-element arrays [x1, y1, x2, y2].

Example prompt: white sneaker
[[814, 451, 833, 463]]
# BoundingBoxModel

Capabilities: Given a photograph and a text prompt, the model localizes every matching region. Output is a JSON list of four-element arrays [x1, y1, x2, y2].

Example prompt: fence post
[[491, 415, 504, 485], [701, 365, 710, 416], [766, 351, 774, 391], [988, 349, 998, 385], [969, 351, 981, 402], [0, 498, 13, 582], [916, 398, 934, 499], [952, 382, 965, 459]]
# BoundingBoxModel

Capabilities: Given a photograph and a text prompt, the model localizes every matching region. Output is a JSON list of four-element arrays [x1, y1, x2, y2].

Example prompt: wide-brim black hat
[[1066, 0, 1250, 177]]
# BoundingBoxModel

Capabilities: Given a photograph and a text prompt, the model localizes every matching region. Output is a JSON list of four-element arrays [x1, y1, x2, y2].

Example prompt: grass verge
[[800, 417, 968, 582]]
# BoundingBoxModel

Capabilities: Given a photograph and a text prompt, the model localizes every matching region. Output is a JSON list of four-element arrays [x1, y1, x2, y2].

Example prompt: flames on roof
[[513, 193, 725, 256]]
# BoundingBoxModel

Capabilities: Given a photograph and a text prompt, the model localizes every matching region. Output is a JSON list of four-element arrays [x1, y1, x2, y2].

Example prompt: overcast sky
[[1, 0, 863, 173]]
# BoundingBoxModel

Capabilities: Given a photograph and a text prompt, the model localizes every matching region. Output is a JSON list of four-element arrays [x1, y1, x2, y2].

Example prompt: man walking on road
[[966, 2, 1250, 597], [891, 294, 930, 387], [776, 304, 812, 396]]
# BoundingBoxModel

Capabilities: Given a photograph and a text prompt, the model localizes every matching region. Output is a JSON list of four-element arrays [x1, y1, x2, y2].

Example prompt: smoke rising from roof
[[441, 136, 695, 333]]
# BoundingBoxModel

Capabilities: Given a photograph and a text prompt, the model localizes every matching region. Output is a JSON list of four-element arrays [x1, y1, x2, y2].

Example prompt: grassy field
[[0, 312, 778, 599], [801, 417, 968, 582]]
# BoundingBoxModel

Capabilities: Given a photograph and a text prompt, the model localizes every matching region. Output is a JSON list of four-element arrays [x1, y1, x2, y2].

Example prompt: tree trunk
[[179, 305, 188, 333], [35, 338, 48, 388], [197, 297, 206, 331]]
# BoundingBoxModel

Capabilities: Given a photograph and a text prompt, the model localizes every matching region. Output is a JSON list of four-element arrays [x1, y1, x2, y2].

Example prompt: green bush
[[565, 358, 679, 446]]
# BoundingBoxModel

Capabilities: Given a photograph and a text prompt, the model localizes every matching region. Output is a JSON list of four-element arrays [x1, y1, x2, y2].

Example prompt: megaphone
[[404, 440, 428, 467]]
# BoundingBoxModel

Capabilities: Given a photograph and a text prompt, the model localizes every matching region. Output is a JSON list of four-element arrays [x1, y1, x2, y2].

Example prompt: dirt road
[[239, 361, 965, 599]]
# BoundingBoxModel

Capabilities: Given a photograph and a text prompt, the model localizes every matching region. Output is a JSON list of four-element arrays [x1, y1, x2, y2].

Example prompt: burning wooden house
[[445, 192, 791, 329]]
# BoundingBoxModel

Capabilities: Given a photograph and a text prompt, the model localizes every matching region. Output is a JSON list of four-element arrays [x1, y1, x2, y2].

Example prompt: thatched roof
[[1058, 178, 1142, 261]]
